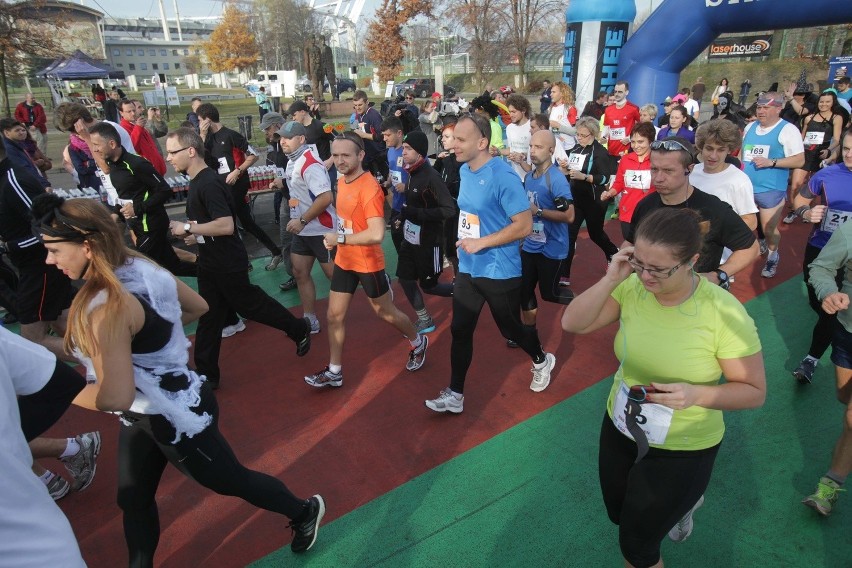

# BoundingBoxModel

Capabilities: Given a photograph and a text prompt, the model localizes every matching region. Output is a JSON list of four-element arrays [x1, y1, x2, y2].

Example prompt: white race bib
[[821, 207, 852, 234], [805, 131, 825, 145], [458, 210, 481, 240], [529, 221, 546, 243], [610, 127, 626, 140], [624, 169, 651, 190], [403, 220, 421, 245], [337, 217, 353, 235], [567, 152, 587, 171], [390, 170, 402, 185], [96, 169, 123, 206], [612, 382, 674, 445], [217, 156, 230, 174], [743, 144, 770, 162]]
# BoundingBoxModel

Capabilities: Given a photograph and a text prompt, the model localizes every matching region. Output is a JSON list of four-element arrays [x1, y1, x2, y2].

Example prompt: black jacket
[[0, 159, 47, 261], [107, 148, 172, 234], [399, 160, 455, 246], [564, 141, 616, 191]]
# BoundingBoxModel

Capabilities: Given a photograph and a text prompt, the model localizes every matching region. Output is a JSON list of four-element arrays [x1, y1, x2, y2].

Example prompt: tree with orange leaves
[[202, 3, 260, 74], [365, 0, 432, 84]]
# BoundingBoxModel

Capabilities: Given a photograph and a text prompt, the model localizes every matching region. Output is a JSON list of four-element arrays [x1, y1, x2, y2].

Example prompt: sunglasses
[[650, 139, 692, 154]]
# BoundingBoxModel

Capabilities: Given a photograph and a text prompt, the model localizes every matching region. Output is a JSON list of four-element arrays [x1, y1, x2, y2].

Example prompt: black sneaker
[[290, 494, 325, 553], [279, 277, 298, 291], [506, 339, 520, 348], [296, 318, 311, 357]]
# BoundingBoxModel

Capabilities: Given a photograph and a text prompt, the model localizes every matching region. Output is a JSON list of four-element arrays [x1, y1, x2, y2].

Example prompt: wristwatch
[[535, 209, 543, 219], [183, 222, 192, 234], [337, 234, 346, 244], [771, 159, 778, 168], [715, 269, 730, 290], [299, 217, 308, 226]]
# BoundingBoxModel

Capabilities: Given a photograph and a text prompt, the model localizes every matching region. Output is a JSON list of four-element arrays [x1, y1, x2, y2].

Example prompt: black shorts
[[396, 241, 443, 288], [802, 149, 826, 173], [291, 234, 334, 263], [330, 266, 390, 298], [520, 250, 573, 310], [15, 256, 74, 325]]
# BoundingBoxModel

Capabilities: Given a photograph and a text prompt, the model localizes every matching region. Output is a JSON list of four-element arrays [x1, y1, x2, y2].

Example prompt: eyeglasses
[[405, 96, 414, 100], [166, 147, 190, 156], [650, 139, 692, 154], [576, 131, 593, 139], [627, 255, 683, 279]]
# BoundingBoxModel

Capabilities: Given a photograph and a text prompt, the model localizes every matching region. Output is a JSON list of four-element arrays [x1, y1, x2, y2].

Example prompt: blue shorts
[[753, 190, 785, 210], [831, 321, 852, 370]]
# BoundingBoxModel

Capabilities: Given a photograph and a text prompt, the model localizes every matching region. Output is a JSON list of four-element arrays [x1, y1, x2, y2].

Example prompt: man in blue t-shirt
[[789, 128, 852, 384], [381, 116, 408, 252], [518, 131, 575, 385], [424, 115, 558, 414]]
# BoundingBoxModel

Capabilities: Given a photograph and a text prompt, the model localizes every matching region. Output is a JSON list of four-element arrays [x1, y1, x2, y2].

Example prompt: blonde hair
[[42, 199, 138, 357], [552, 81, 576, 106]]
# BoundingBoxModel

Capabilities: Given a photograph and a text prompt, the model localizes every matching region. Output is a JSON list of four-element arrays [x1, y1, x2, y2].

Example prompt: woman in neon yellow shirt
[[562, 207, 765, 568]]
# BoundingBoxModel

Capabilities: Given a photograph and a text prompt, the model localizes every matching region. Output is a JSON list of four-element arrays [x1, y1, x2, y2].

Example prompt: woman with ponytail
[[33, 195, 325, 566]]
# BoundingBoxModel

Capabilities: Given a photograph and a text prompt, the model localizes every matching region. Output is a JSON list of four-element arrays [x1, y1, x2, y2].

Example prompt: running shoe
[[782, 211, 798, 224], [415, 317, 436, 334], [668, 495, 704, 542], [307, 317, 321, 335], [279, 277, 298, 291], [406, 335, 429, 371], [265, 254, 284, 271], [290, 495, 326, 553], [761, 254, 779, 278], [221, 319, 246, 338], [758, 239, 768, 256], [506, 339, 520, 348], [304, 367, 343, 388], [530, 353, 556, 392], [60, 431, 101, 491], [46, 472, 70, 501], [425, 387, 464, 414], [802, 477, 844, 516], [296, 318, 312, 357], [558, 277, 571, 287], [792, 358, 817, 384]]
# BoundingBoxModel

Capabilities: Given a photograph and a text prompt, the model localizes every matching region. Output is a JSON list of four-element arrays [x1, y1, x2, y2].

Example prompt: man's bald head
[[529, 129, 556, 167]]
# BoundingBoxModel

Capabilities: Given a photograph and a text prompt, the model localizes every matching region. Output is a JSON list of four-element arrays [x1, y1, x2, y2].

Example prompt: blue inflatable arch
[[618, 0, 852, 109]]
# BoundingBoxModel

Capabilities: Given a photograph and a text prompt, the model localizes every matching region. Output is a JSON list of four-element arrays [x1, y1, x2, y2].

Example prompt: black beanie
[[403, 130, 429, 157]]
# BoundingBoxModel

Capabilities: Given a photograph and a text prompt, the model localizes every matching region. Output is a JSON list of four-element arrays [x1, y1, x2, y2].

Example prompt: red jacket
[[14, 102, 47, 133], [120, 118, 166, 175]]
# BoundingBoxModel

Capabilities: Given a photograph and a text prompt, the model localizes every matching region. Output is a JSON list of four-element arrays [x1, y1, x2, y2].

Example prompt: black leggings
[[117, 384, 307, 568], [449, 273, 544, 393], [520, 251, 574, 310], [803, 243, 842, 359], [231, 186, 283, 257], [18, 360, 86, 441], [598, 414, 719, 568], [563, 184, 619, 278]]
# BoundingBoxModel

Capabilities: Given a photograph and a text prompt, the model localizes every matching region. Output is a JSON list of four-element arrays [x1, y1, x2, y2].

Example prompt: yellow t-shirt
[[606, 275, 761, 451]]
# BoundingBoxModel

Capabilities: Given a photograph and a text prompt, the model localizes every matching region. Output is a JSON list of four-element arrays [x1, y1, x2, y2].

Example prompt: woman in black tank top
[[33, 193, 326, 567]]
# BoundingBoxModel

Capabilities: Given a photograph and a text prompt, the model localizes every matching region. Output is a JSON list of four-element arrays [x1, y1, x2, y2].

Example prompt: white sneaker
[[221, 320, 246, 338], [307, 317, 321, 335], [530, 353, 556, 392], [668, 495, 704, 542], [425, 388, 463, 413]]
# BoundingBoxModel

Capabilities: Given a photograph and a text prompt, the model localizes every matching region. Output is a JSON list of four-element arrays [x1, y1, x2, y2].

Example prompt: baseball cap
[[756, 92, 784, 107], [277, 121, 307, 138], [661, 96, 673, 105], [287, 100, 310, 114], [258, 112, 285, 131], [431, 91, 442, 99]]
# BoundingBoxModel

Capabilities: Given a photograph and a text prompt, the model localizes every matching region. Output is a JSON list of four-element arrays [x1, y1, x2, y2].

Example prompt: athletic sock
[[532, 353, 546, 366], [826, 471, 846, 486], [39, 470, 54, 485], [60, 438, 80, 459], [329, 364, 342, 375], [305, 312, 317, 322], [768, 250, 779, 261], [409, 334, 423, 349], [415, 308, 430, 321]]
